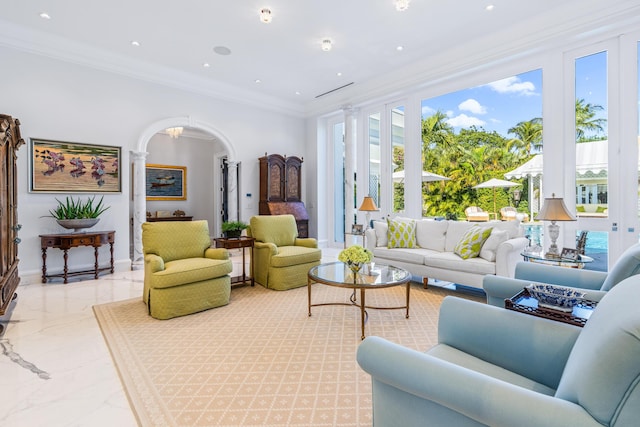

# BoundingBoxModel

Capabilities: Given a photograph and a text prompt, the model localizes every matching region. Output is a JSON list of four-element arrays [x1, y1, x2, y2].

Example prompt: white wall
[[0, 46, 307, 283]]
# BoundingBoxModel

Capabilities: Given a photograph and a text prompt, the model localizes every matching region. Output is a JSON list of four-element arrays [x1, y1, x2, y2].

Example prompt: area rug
[[94, 282, 483, 427]]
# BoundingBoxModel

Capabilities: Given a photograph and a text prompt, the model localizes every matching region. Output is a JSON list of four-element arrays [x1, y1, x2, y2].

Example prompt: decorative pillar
[[131, 150, 148, 269], [343, 106, 357, 229], [227, 161, 239, 222]]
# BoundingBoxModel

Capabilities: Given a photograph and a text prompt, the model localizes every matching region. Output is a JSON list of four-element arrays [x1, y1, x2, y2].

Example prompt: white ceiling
[[1, 1, 639, 117]]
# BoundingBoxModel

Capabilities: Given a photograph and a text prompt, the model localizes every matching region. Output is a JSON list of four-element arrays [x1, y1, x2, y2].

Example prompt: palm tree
[[507, 118, 543, 154], [575, 98, 606, 141]]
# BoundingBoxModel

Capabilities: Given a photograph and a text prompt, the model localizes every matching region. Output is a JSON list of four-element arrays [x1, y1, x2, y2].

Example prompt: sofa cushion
[[415, 219, 448, 251], [387, 218, 417, 248], [454, 226, 493, 259], [479, 229, 509, 262], [444, 221, 476, 252], [478, 220, 521, 239], [373, 220, 388, 247], [424, 252, 496, 275], [372, 247, 436, 265]]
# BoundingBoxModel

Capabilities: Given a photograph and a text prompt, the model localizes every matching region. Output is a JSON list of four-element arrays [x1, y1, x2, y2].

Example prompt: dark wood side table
[[40, 231, 115, 284], [214, 236, 255, 286]]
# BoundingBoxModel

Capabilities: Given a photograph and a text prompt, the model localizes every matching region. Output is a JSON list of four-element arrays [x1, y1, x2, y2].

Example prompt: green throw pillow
[[454, 226, 493, 259], [387, 218, 417, 249], [577, 205, 586, 212]]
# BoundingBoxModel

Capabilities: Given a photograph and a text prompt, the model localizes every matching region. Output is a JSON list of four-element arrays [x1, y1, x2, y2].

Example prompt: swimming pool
[[522, 224, 608, 254]]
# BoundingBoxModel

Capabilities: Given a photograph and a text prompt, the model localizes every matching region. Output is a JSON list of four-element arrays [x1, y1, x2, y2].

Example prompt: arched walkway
[[131, 116, 237, 266]]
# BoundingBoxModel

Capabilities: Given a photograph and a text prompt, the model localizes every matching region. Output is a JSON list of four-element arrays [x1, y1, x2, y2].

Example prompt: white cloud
[[421, 105, 435, 116], [446, 114, 486, 128], [486, 76, 537, 96], [458, 98, 487, 115]]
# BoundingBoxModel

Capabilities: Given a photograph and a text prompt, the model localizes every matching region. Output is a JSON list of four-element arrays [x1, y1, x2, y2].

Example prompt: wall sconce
[[534, 193, 576, 257], [358, 196, 379, 230]]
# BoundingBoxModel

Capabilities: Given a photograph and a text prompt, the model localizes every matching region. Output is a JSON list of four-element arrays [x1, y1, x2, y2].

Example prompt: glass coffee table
[[521, 251, 593, 269], [308, 262, 412, 340]]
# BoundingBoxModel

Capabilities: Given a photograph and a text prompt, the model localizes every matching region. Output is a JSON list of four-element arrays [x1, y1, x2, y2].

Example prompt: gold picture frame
[[145, 164, 187, 201], [29, 138, 121, 193]]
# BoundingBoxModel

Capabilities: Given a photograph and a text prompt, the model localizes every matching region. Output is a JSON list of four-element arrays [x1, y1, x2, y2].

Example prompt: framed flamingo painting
[[29, 139, 121, 193]]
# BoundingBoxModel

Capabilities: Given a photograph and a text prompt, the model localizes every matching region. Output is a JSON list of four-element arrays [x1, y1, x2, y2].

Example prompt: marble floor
[[0, 248, 340, 427]]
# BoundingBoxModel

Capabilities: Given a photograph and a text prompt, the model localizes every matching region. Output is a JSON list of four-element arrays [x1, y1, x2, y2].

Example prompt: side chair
[[248, 214, 321, 290], [142, 220, 233, 319]]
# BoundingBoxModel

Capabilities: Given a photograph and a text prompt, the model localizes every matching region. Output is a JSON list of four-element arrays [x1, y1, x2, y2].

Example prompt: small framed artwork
[[146, 164, 187, 201], [352, 224, 364, 234], [30, 138, 121, 193], [561, 247, 580, 260]]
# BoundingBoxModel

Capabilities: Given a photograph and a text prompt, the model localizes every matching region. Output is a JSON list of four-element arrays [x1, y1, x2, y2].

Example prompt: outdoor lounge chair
[[464, 206, 490, 222]]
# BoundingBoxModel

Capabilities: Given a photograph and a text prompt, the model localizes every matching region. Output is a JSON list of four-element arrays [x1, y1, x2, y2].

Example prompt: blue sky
[[421, 52, 608, 138]]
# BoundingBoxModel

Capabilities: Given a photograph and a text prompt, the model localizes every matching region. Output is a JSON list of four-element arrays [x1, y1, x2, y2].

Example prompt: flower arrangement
[[339, 245, 373, 273]]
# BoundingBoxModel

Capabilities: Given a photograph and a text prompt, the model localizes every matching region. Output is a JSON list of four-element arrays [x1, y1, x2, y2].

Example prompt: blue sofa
[[357, 275, 640, 426]]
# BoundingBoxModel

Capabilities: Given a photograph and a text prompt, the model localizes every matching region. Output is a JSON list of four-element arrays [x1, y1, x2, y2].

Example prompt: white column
[[227, 161, 239, 221], [343, 106, 357, 230], [131, 150, 148, 269]]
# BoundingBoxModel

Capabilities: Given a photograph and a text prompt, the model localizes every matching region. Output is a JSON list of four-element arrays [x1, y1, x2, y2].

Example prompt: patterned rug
[[94, 282, 483, 427]]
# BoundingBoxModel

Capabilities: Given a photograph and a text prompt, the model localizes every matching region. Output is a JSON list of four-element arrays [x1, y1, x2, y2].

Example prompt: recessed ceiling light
[[260, 8, 272, 23], [255, 79, 262, 84], [486, 4, 495, 11], [337, 72, 342, 77], [395, 0, 410, 11], [396, 45, 404, 51], [203, 63, 210, 68], [321, 39, 332, 52], [213, 46, 232, 56], [295, 91, 301, 96], [39, 12, 51, 20], [131, 41, 140, 47]]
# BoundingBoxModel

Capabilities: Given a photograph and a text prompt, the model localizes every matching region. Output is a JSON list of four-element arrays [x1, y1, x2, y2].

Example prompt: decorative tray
[[505, 288, 598, 327]]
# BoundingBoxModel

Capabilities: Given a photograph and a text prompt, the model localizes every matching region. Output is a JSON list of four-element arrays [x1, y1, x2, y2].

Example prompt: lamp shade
[[358, 196, 378, 212], [535, 194, 576, 221]]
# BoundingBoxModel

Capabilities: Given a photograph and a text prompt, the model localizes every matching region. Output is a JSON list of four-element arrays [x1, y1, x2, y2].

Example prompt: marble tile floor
[[0, 247, 340, 427]]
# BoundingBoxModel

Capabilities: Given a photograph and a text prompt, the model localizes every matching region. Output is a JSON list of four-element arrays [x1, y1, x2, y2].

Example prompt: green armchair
[[142, 220, 233, 319], [248, 215, 321, 290]]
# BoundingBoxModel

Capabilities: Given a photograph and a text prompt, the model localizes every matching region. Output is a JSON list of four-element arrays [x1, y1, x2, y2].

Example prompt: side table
[[214, 236, 255, 286], [40, 230, 115, 284], [521, 251, 593, 269]]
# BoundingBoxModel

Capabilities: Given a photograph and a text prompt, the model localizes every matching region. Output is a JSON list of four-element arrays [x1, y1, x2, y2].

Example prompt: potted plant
[[47, 195, 110, 232], [221, 220, 248, 238]]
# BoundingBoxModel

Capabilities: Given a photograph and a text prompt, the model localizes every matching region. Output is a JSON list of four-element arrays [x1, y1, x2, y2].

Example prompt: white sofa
[[364, 218, 529, 290]]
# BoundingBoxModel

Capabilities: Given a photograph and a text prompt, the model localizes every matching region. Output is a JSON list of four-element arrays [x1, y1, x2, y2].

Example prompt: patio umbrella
[[392, 170, 450, 183], [473, 178, 521, 219]]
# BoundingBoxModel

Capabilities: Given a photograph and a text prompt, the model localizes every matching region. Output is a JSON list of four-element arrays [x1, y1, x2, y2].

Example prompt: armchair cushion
[[142, 220, 212, 261], [149, 258, 232, 289], [250, 215, 297, 247], [600, 242, 640, 291], [270, 246, 322, 267]]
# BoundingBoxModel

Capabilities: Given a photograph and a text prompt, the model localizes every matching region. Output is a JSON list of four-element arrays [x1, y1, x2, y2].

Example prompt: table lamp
[[358, 196, 379, 231], [534, 193, 576, 258]]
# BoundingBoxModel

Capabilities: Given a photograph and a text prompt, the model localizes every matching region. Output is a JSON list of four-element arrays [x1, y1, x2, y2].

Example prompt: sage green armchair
[[142, 220, 233, 319], [248, 215, 321, 290]]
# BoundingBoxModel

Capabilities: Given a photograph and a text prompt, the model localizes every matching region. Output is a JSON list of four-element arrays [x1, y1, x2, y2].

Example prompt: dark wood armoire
[[0, 115, 23, 331], [259, 153, 309, 237]]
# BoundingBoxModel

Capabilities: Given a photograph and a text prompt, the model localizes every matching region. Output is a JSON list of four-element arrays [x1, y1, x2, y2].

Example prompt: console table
[[40, 231, 115, 284]]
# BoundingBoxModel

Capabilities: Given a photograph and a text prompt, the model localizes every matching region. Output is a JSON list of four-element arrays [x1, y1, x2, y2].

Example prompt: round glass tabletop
[[308, 261, 411, 288]]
